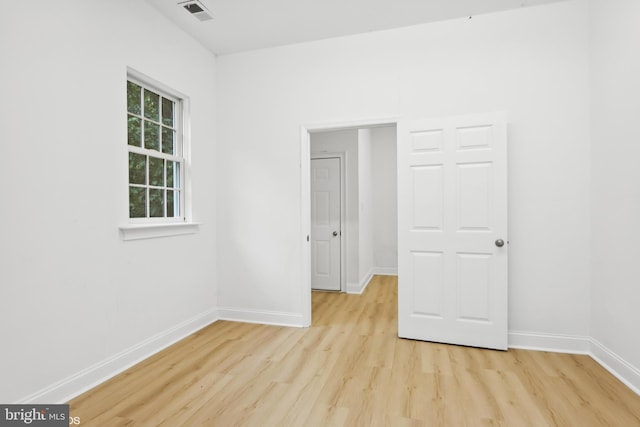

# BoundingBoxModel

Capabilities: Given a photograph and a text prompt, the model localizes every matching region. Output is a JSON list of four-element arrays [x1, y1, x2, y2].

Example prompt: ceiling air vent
[[179, 0, 213, 22]]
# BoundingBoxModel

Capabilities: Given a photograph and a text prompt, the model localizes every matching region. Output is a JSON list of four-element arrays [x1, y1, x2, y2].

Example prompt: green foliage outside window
[[127, 79, 181, 219]]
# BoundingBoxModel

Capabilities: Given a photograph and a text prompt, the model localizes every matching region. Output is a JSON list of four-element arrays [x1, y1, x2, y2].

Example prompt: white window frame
[[120, 68, 198, 240]]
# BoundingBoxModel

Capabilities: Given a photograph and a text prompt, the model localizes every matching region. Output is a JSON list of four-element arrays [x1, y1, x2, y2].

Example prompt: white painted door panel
[[398, 113, 508, 350], [311, 158, 341, 291]]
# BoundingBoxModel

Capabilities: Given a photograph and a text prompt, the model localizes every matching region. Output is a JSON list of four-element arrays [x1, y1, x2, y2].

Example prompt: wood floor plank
[[69, 276, 640, 426]]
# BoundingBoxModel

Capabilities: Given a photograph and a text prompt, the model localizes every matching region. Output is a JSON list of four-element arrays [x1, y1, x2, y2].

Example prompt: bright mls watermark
[[0, 405, 79, 426]]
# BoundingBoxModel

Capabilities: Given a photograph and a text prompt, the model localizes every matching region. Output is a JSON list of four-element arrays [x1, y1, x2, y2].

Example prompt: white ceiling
[[145, 0, 566, 55]]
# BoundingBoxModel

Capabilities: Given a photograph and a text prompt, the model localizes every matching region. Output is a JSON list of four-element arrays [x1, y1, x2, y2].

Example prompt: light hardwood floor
[[69, 276, 640, 426]]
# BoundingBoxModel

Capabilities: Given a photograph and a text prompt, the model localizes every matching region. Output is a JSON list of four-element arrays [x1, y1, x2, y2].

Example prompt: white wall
[[216, 0, 591, 336], [310, 130, 359, 288], [371, 126, 398, 272], [357, 129, 375, 288], [589, 0, 640, 389], [0, 0, 217, 403]]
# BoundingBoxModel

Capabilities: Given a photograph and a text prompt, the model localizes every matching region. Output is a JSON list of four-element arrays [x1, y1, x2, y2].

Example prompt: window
[[127, 76, 184, 222]]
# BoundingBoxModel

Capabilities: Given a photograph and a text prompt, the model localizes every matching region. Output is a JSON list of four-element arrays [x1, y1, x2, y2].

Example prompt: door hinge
[[307, 235, 310, 242]]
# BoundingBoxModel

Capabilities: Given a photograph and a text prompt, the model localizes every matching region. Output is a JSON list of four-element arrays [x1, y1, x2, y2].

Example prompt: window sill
[[119, 222, 200, 241]]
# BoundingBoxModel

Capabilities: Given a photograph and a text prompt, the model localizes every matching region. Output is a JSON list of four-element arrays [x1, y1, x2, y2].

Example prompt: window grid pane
[[129, 152, 146, 185], [166, 190, 180, 217], [143, 89, 160, 121], [127, 82, 142, 115], [144, 122, 160, 151], [129, 186, 146, 218], [149, 156, 164, 186], [149, 188, 164, 217], [162, 97, 174, 127], [162, 127, 174, 154], [127, 116, 141, 147]]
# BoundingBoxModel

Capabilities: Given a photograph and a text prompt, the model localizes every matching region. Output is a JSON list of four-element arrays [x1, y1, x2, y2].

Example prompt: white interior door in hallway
[[311, 157, 342, 291], [397, 113, 508, 350]]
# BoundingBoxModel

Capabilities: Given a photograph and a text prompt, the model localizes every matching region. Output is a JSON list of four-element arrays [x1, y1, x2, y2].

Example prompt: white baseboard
[[346, 267, 397, 294], [509, 330, 640, 396], [590, 338, 640, 396], [372, 267, 398, 276], [347, 269, 374, 294], [360, 269, 374, 291], [508, 330, 591, 354], [17, 308, 219, 404], [345, 281, 360, 294], [217, 307, 305, 328], [18, 312, 640, 404]]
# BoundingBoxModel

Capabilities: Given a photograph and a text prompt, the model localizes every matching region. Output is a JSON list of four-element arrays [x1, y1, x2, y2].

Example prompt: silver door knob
[[332, 231, 338, 237], [495, 239, 505, 247]]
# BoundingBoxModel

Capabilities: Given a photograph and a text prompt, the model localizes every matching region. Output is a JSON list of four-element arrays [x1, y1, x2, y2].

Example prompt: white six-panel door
[[311, 157, 341, 291], [397, 113, 508, 350]]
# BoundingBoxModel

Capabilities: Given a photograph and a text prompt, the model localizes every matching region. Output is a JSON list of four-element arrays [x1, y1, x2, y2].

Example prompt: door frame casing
[[311, 153, 346, 292], [300, 117, 398, 327]]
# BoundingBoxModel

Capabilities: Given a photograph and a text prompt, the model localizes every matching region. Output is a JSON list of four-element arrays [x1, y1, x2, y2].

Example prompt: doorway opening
[[301, 119, 398, 326]]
